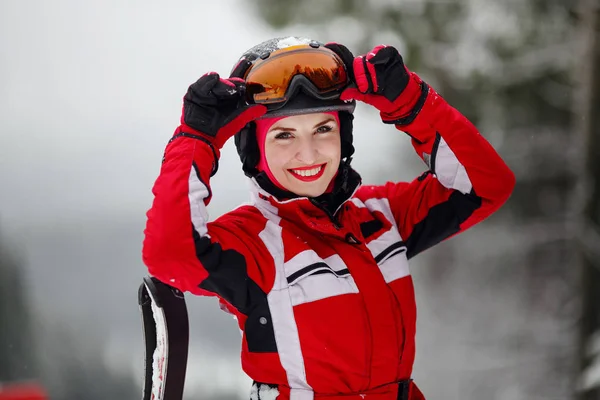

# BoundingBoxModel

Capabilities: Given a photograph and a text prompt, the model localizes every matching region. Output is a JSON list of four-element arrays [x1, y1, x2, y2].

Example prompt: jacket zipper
[[310, 198, 373, 385], [309, 198, 342, 230]]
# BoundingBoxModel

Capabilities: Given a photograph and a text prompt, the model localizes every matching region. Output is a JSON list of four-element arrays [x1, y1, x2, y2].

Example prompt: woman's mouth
[[288, 163, 327, 182]]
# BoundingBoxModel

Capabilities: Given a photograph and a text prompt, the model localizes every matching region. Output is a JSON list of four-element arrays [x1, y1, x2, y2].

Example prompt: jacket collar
[[248, 163, 362, 231]]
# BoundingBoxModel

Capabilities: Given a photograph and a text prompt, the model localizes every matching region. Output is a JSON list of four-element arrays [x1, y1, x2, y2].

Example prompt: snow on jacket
[[142, 83, 515, 400]]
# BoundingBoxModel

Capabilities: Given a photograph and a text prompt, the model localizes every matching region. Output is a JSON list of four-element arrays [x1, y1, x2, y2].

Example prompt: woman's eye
[[275, 131, 293, 139], [316, 125, 333, 134]]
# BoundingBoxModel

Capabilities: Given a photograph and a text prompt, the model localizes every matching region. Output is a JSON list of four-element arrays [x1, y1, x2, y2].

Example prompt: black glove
[[327, 44, 426, 124], [181, 72, 266, 149]]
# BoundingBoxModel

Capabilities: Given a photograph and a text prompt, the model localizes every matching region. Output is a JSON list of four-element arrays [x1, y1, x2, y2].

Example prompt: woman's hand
[[180, 72, 266, 150], [326, 43, 426, 124]]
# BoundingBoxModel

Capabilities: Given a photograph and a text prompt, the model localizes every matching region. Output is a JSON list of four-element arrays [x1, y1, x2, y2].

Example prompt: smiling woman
[[142, 36, 515, 400], [259, 112, 342, 197]]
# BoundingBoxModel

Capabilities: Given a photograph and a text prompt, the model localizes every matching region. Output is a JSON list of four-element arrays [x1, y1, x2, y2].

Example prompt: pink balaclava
[[254, 111, 341, 191]]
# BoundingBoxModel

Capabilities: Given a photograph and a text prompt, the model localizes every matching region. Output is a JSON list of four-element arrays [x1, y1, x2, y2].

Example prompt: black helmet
[[230, 36, 356, 178]]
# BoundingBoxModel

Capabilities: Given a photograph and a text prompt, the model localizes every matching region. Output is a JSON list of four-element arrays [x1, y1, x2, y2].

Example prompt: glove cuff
[[170, 125, 220, 176], [380, 73, 429, 125]]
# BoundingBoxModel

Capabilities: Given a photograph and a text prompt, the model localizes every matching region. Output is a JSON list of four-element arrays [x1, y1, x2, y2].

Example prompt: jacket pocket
[[284, 250, 359, 306]]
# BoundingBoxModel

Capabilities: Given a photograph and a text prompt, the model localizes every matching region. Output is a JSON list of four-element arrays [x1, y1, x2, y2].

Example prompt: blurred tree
[[0, 230, 37, 382], [0, 226, 138, 399], [246, 0, 583, 398], [575, 0, 600, 398]]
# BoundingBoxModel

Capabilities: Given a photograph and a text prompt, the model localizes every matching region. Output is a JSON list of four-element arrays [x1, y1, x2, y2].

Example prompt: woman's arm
[[142, 73, 272, 311], [333, 43, 515, 258], [357, 78, 514, 258]]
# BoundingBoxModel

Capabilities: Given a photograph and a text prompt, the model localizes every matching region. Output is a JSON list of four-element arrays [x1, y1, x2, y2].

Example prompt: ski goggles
[[243, 44, 350, 105]]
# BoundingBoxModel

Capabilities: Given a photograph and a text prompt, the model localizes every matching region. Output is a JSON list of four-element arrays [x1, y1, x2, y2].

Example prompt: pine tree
[[0, 230, 37, 381]]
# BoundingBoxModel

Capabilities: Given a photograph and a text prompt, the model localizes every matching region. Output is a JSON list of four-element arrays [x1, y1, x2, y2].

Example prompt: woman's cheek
[[270, 147, 292, 168], [324, 137, 342, 157]]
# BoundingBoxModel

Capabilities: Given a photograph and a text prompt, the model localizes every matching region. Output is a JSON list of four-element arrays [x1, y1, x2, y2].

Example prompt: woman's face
[[263, 113, 341, 197]]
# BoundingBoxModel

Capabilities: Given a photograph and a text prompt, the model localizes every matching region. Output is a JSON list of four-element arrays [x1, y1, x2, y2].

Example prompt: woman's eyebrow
[[270, 117, 336, 132], [270, 125, 296, 132], [313, 117, 335, 129]]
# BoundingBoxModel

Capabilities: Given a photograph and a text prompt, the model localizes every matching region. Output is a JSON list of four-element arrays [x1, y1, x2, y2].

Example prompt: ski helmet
[[231, 37, 356, 178]]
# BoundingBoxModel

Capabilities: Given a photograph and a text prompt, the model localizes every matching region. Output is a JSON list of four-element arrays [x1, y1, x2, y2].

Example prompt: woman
[[142, 37, 515, 400]]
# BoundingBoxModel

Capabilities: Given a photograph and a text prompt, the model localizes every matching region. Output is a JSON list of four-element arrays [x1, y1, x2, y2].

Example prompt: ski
[[138, 276, 189, 400]]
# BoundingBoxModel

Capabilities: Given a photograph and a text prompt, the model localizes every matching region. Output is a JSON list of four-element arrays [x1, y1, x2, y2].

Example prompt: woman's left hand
[[327, 43, 426, 124]]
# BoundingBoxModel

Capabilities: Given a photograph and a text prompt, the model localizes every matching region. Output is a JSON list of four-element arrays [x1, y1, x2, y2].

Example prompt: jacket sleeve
[[356, 82, 515, 259], [142, 131, 274, 309]]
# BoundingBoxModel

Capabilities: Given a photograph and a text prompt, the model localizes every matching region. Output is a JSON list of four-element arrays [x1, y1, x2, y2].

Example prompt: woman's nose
[[295, 139, 319, 164]]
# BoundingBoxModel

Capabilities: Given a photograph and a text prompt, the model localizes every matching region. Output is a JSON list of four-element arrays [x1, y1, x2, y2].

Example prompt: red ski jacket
[[142, 84, 515, 400]]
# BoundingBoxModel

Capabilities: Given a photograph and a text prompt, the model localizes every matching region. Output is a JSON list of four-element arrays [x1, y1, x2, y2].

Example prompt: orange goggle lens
[[244, 45, 349, 104]]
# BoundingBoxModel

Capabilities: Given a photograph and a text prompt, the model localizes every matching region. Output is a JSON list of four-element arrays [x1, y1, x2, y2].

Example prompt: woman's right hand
[[180, 72, 266, 150]]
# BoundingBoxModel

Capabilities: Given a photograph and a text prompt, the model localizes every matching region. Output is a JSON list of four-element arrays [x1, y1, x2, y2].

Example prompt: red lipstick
[[288, 163, 327, 182]]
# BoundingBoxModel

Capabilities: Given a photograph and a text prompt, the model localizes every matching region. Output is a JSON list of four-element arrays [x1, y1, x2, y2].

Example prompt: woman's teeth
[[291, 165, 323, 177]]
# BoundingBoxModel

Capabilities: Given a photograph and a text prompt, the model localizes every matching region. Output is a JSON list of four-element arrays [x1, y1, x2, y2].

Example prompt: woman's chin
[[280, 168, 336, 197], [285, 180, 328, 198]]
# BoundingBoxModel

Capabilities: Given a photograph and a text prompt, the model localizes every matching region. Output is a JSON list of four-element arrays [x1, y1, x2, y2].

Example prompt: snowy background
[[1, 0, 599, 399]]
